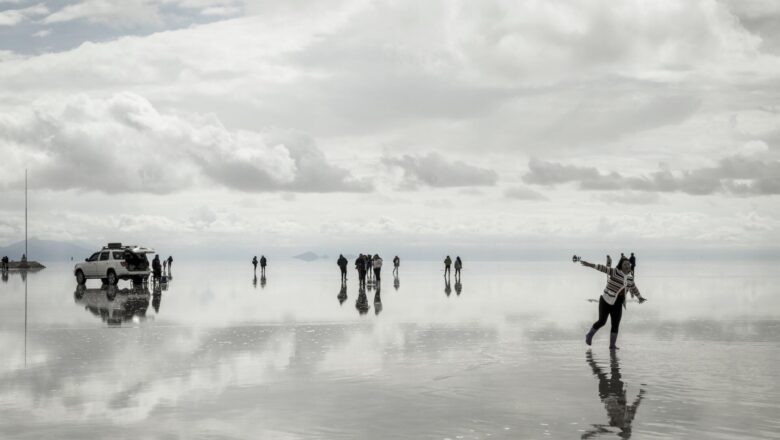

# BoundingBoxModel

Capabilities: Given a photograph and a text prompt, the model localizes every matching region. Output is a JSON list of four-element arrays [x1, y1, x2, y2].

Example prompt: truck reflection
[[74, 284, 152, 326]]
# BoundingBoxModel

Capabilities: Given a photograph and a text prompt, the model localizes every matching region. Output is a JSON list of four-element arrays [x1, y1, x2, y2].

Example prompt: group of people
[[1, 255, 8, 271], [577, 252, 645, 351], [252, 255, 268, 276], [151, 255, 173, 283], [346, 253, 398, 287], [443, 255, 463, 280]]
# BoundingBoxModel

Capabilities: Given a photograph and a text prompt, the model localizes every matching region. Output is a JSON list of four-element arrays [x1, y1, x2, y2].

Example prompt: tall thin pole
[[25, 168, 28, 260]]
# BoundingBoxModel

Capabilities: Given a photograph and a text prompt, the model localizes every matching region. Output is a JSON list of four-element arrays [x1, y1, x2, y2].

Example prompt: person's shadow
[[338, 283, 347, 305], [582, 350, 645, 439]]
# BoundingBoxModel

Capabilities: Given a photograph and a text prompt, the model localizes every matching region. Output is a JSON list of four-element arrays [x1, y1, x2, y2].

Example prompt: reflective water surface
[[1, 260, 779, 439]]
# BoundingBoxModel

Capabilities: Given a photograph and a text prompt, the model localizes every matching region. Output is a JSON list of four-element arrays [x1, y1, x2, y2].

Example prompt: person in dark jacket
[[152, 255, 162, 283], [355, 254, 366, 287], [629, 253, 636, 275], [392, 255, 400, 276], [167, 256, 173, 272], [337, 254, 348, 283], [444, 255, 452, 277], [252, 256, 258, 274], [454, 256, 462, 280], [260, 255, 267, 276]]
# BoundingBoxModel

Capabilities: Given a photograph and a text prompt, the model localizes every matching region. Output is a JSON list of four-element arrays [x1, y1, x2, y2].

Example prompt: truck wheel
[[107, 270, 118, 285], [75, 270, 86, 285]]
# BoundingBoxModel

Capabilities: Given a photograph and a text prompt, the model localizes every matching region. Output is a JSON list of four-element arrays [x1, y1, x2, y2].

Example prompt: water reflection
[[337, 283, 347, 305], [444, 277, 451, 297], [582, 350, 645, 439], [260, 275, 267, 289], [253, 275, 258, 288], [393, 274, 400, 291], [355, 286, 369, 315], [373, 285, 382, 316], [455, 280, 462, 296], [74, 285, 152, 326]]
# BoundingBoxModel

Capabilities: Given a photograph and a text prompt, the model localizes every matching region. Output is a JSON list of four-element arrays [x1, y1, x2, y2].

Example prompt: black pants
[[358, 269, 365, 284], [340, 267, 347, 281], [592, 295, 624, 334], [373, 268, 381, 282]]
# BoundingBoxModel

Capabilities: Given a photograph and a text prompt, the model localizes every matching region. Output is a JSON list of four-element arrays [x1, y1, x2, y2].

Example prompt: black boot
[[585, 327, 597, 346], [609, 332, 619, 350]]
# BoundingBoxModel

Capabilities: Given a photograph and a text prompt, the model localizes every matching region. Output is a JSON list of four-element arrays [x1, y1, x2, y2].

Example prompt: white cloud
[[0, 2, 48, 26], [0, 93, 370, 193], [383, 152, 497, 189]]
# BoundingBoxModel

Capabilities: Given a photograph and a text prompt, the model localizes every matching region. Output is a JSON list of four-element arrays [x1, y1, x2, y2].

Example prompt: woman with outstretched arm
[[578, 256, 646, 350]]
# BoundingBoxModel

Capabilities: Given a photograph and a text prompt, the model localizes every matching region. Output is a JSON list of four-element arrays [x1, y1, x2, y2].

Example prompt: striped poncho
[[594, 264, 641, 306]]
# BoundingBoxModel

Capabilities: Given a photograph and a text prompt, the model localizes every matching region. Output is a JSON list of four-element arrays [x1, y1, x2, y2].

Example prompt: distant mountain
[[292, 251, 328, 262], [0, 238, 93, 263]]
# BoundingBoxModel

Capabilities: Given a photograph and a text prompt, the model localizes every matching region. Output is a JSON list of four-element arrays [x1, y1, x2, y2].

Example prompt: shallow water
[[1, 260, 779, 439]]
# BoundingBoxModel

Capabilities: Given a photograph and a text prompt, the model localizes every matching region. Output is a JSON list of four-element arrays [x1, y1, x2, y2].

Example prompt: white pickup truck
[[74, 243, 155, 285]]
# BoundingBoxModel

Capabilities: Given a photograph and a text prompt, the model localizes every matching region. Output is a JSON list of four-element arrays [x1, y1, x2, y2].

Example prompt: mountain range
[[0, 238, 93, 263]]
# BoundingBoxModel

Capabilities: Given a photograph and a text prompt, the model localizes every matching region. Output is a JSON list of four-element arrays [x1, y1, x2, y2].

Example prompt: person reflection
[[338, 283, 347, 305], [260, 275, 267, 289], [444, 276, 451, 297], [374, 284, 382, 316], [1, 270, 7, 283], [152, 283, 162, 314], [253, 275, 258, 289], [355, 286, 369, 315], [393, 273, 399, 291], [455, 280, 462, 296], [582, 350, 645, 439]]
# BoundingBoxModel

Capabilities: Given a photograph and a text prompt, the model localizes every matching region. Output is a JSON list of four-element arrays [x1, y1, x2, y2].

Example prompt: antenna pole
[[25, 169, 28, 260]]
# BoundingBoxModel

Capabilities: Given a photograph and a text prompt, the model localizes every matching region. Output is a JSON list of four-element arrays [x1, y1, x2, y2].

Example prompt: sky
[[0, 0, 779, 260]]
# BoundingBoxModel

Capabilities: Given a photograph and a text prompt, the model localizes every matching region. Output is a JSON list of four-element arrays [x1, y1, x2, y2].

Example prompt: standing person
[[260, 255, 267, 276], [444, 255, 452, 277], [1, 256, 7, 271], [372, 254, 383, 283], [393, 255, 400, 277], [355, 254, 366, 287], [167, 256, 173, 272], [252, 256, 258, 274], [629, 253, 636, 275], [163, 259, 168, 274], [337, 254, 348, 283], [454, 256, 462, 280], [152, 255, 162, 283], [578, 256, 647, 350], [365, 252, 373, 282], [606, 254, 612, 268]]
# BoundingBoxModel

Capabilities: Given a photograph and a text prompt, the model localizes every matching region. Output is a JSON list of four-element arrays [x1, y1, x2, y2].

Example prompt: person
[[152, 255, 162, 283], [167, 256, 173, 272], [393, 255, 400, 276], [443, 255, 452, 277], [355, 254, 366, 287], [629, 253, 636, 275], [579, 256, 646, 350], [372, 254, 383, 283], [606, 254, 612, 268], [260, 255, 267, 276], [252, 256, 258, 274], [163, 259, 168, 273], [582, 350, 644, 439], [337, 254, 348, 283], [454, 256, 462, 279], [1, 255, 7, 271], [21, 253, 27, 262], [365, 252, 373, 282]]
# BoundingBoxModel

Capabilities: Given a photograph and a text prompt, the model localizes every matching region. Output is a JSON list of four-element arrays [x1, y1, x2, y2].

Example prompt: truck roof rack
[[106, 243, 123, 249]]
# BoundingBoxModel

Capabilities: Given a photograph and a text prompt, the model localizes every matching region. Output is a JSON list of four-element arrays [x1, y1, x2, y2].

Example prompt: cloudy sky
[[1, 0, 779, 259]]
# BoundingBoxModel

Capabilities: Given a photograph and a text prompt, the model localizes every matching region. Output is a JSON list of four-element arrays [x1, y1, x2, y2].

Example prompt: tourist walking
[[252, 256, 258, 274], [355, 254, 366, 286], [337, 254, 348, 283], [454, 256, 462, 279], [606, 254, 612, 268], [260, 255, 267, 276], [167, 255, 173, 272], [393, 255, 400, 276], [1, 256, 7, 271], [372, 254, 383, 283], [444, 255, 452, 277], [365, 252, 373, 281], [629, 253, 636, 275], [578, 256, 647, 350]]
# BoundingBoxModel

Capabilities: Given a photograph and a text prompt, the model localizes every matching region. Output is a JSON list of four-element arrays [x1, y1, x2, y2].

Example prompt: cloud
[[0, 93, 370, 194], [383, 152, 498, 189], [0, 3, 48, 26], [504, 186, 547, 201], [523, 152, 780, 196]]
